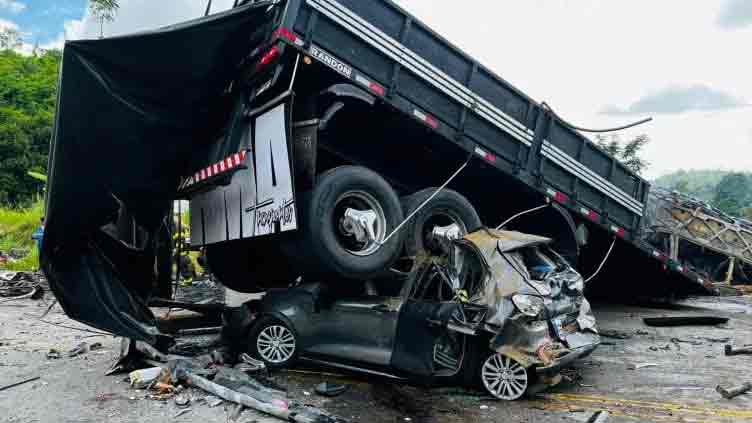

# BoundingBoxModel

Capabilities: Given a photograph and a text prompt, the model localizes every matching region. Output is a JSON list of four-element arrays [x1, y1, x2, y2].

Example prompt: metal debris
[[174, 394, 191, 407], [724, 344, 752, 356], [586, 410, 610, 423], [643, 316, 729, 327], [627, 363, 659, 370], [67, 342, 89, 357], [599, 329, 632, 340], [716, 382, 752, 399], [0, 376, 40, 392], [173, 408, 192, 418]]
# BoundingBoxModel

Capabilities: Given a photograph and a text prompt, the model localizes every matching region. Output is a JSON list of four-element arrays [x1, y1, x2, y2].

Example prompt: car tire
[[249, 316, 298, 368], [477, 351, 529, 400], [401, 188, 482, 257], [296, 166, 405, 279]]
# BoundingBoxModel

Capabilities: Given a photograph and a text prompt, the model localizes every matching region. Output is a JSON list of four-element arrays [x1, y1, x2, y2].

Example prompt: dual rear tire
[[210, 165, 482, 288]]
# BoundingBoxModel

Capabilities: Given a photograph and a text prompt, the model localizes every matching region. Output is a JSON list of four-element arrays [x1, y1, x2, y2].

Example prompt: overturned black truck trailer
[[43, 0, 705, 344]]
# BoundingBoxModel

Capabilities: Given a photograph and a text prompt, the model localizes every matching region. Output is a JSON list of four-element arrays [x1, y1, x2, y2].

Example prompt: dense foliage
[[0, 49, 61, 206], [595, 134, 650, 175], [654, 169, 752, 219]]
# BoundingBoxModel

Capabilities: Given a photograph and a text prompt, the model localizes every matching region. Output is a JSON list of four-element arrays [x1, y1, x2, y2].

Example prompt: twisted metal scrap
[[0, 272, 46, 299]]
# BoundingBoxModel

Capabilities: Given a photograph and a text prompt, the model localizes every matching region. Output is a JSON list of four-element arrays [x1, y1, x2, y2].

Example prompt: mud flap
[[188, 97, 298, 246]]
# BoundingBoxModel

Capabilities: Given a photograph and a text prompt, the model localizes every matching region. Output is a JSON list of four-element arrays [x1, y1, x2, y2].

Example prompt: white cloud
[[71, 0, 237, 40], [393, 0, 752, 179], [0, 0, 26, 14], [0, 17, 18, 30], [602, 85, 749, 115], [0, 17, 34, 54]]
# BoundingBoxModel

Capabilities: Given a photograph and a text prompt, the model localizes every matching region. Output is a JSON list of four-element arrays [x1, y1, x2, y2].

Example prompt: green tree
[[0, 49, 61, 206], [89, 0, 120, 38], [595, 134, 650, 175], [0, 27, 23, 50], [713, 172, 751, 216]]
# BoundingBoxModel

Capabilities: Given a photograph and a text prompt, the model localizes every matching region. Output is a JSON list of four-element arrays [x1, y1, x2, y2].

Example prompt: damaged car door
[[307, 294, 400, 367]]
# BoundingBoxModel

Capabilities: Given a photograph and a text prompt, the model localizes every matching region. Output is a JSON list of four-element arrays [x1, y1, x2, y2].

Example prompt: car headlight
[[512, 294, 545, 317]]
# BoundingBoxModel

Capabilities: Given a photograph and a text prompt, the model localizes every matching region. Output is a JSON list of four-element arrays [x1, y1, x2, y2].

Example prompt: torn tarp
[[42, 1, 283, 344]]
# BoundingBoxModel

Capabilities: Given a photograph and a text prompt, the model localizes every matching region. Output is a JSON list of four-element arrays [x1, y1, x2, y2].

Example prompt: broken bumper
[[535, 342, 598, 375]]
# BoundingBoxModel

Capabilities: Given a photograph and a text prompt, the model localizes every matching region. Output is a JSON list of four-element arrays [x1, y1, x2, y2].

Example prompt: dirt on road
[[1, 292, 751, 423]]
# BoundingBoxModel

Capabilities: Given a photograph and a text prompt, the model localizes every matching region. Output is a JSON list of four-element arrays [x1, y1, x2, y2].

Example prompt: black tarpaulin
[[42, 1, 282, 345]]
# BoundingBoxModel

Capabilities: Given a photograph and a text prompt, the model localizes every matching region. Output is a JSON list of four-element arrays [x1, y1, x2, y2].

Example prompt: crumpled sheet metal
[[491, 317, 556, 368], [460, 229, 547, 326], [463, 228, 551, 255]]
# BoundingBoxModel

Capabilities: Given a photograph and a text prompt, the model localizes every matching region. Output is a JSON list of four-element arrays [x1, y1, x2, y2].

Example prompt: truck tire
[[401, 188, 482, 257], [297, 166, 405, 279]]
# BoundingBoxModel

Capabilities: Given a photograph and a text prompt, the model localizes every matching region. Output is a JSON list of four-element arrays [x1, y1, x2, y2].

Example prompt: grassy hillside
[[0, 202, 43, 271]]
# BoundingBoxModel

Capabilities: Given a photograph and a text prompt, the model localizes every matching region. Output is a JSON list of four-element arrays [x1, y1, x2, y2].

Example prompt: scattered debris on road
[[715, 382, 752, 399], [599, 329, 632, 339], [315, 382, 347, 397], [586, 410, 610, 423], [627, 362, 659, 370], [0, 376, 40, 392], [724, 344, 752, 356], [643, 316, 729, 327]]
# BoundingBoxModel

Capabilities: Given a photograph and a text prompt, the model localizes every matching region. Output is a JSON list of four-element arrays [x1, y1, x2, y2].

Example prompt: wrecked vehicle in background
[[241, 229, 599, 400]]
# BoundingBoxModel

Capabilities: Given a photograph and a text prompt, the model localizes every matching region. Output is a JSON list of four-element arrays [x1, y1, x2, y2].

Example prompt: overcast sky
[[2, 0, 750, 179]]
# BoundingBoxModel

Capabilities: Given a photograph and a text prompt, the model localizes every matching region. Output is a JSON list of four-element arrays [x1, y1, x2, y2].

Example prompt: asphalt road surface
[[1, 292, 751, 423]]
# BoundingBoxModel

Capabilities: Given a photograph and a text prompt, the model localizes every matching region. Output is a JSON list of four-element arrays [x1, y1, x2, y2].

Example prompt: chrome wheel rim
[[335, 190, 387, 256], [257, 325, 296, 364], [481, 354, 528, 400]]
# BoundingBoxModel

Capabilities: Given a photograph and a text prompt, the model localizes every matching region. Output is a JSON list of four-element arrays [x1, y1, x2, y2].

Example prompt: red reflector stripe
[[413, 109, 438, 129], [579, 207, 599, 221], [546, 188, 568, 204], [368, 82, 385, 96], [182, 150, 249, 189], [474, 147, 496, 163], [652, 250, 667, 262], [610, 225, 625, 237], [273, 28, 303, 46], [257, 46, 280, 71]]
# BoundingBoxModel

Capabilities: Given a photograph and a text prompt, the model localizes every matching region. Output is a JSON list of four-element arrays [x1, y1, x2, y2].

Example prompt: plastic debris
[[315, 382, 347, 397], [129, 367, 164, 389]]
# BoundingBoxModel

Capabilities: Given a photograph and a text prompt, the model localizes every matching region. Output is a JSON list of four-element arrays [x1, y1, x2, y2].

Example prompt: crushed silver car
[[243, 228, 600, 400]]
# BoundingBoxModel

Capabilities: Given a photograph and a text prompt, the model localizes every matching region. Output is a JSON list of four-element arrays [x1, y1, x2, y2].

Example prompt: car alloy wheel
[[481, 353, 528, 400], [256, 324, 296, 364]]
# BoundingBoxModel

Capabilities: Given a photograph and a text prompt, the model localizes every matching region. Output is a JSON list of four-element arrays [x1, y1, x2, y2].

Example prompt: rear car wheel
[[297, 166, 404, 279], [401, 188, 481, 257], [479, 352, 529, 400], [249, 317, 297, 368]]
